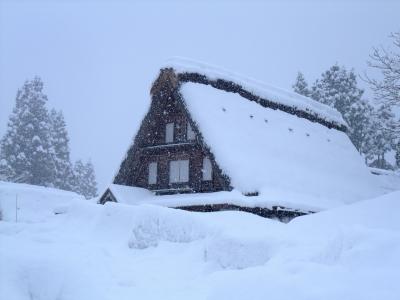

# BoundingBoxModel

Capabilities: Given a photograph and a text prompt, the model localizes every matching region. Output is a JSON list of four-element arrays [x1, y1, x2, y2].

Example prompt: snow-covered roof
[[112, 59, 383, 211], [105, 184, 316, 212], [179, 81, 381, 206], [107, 184, 153, 205], [163, 57, 346, 129]]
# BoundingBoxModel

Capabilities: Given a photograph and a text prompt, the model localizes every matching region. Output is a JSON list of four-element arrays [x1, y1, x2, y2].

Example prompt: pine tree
[[0, 145, 14, 181], [83, 161, 98, 199], [73, 159, 98, 199], [368, 105, 396, 169], [292, 72, 310, 97], [72, 159, 85, 195], [311, 64, 363, 114], [310, 65, 375, 155], [49, 109, 74, 191], [395, 141, 400, 169], [346, 100, 375, 156], [0, 156, 13, 181], [0, 77, 55, 186]]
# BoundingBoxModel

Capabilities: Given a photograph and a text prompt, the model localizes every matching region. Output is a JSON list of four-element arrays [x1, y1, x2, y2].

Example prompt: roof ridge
[[172, 70, 345, 132], [162, 57, 347, 132]]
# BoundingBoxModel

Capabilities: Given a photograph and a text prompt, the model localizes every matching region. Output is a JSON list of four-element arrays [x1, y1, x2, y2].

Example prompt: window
[[187, 123, 196, 140], [169, 160, 189, 183], [202, 157, 212, 181], [148, 162, 157, 184], [166, 123, 174, 143]]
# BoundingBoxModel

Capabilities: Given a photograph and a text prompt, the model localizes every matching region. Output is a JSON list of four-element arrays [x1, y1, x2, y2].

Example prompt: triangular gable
[[113, 71, 230, 193]]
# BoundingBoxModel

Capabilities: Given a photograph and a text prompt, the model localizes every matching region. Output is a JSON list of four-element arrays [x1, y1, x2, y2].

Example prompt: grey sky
[[1, 0, 399, 191]]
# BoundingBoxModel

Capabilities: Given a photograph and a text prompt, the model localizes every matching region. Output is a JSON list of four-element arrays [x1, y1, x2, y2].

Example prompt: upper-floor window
[[169, 160, 189, 183], [166, 122, 174, 143], [202, 157, 212, 181], [187, 122, 196, 141], [148, 162, 157, 184]]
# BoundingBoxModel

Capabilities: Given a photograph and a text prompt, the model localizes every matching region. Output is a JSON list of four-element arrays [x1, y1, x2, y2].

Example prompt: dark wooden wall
[[113, 70, 230, 194]]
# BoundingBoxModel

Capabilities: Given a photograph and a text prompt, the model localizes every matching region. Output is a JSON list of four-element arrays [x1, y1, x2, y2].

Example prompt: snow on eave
[[369, 167, 399, 176], [162, 57, 347, 130], [102, 187, 319, 214], [107, 184, 153, 204]]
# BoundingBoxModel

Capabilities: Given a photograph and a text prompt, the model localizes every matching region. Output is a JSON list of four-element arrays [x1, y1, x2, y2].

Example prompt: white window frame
[[148, 162, 157, 184], [202, 157, 212, 181], [169, 160, 189, 183], [187, 122, 196, 141], [165, 122, 174, 143]]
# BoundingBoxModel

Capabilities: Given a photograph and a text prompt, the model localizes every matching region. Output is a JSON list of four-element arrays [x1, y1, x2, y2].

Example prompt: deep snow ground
[[1, 182, 400, 300]]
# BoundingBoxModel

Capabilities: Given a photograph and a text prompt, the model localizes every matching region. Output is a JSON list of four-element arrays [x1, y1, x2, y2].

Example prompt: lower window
[[169, 160, 189, 183], [148, 162, 157, 184]]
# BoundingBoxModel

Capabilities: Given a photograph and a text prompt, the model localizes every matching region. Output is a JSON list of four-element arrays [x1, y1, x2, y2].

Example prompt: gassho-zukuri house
[[99, 58, 381, 221]]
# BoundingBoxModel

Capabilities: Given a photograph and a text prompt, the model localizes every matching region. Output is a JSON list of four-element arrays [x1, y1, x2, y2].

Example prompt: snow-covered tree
[[292, 72, 311, 97], [311, 65, 372, 152], [72, 159, 85, 195], [0, 157, 13, 181], [395, 141, 400, 169], [83, 161, 98, 199], [346, 100, 375, 157], [73, 159, 98, 199], [366, 32, 400, 107], [368, 105, 397, 169], [49, 109, 74, 190], [311, 64, 363, 115], [293, 64, 398, 168], [0, 77, 54, 186]]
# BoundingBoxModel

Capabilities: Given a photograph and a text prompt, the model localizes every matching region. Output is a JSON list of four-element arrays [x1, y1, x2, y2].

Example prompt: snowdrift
[[1, 182, 400, 299], [369, 168, 400, 193], [0, 181, 84, 222]]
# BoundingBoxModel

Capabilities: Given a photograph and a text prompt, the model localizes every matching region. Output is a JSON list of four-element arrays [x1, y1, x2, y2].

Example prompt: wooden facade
[[113, 67, 347, 196], [100, 188, 117, 204], [113, 69, 230, 195]]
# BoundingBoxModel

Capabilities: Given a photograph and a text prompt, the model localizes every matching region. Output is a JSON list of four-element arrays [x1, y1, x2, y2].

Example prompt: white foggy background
[[0, 0, 399, 191]]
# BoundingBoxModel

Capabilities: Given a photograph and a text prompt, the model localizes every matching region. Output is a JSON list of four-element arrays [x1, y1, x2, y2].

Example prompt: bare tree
[[365, 32, 400, 107]]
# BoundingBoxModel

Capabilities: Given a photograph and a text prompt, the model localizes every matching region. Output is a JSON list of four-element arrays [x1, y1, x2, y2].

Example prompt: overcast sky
[[1, 0, 399, 191]]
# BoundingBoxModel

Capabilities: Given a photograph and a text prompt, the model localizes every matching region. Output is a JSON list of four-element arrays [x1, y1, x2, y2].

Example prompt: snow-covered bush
[[204, 234, 276, 269], [128, 207, 210, 249]]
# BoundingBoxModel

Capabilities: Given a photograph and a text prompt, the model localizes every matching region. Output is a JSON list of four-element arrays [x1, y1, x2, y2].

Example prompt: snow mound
[[127, 205, 209, 249], [0, 181, 84, 222], [205, 234, 277, 269], [369, 168, 400, 193], [290, 190, 400, 232]]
